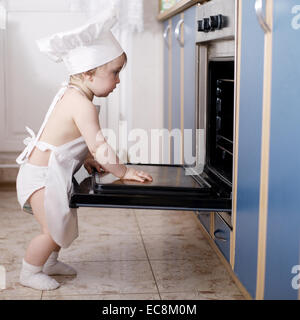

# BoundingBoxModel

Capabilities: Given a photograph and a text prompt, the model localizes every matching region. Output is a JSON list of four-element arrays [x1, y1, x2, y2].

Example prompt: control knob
[[197, 14, 225, 32], [210, 14, 224, 31], [198, 18, 210, 32]]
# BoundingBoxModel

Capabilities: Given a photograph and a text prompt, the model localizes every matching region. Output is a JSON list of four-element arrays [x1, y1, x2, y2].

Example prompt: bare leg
[[20, 187, 60, 290], [24, 187, 60, 266], [26, 188, 77, 276]]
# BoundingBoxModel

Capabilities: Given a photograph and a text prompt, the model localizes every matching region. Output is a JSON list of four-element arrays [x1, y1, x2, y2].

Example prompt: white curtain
[[68, 0, 144, 32], [0, 0, 7, 30]]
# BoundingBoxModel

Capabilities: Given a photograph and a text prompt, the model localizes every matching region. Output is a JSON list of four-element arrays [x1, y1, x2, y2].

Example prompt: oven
[[69, 0, 236, 222], [196, 0, 236, 226]]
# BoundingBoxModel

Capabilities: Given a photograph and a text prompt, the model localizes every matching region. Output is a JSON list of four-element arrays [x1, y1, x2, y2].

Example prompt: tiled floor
[[0, 189, 244, 300]]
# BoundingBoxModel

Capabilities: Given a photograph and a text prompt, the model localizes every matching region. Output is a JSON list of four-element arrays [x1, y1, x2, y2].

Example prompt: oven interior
[[206, 60, 234, 187]]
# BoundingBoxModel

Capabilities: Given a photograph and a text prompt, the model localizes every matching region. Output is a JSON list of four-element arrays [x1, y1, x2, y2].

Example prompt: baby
[[16, 8, 152, 291]]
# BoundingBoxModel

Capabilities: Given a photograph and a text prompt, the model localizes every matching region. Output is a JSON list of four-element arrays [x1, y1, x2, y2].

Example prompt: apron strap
[[16, 82, 68, 165]]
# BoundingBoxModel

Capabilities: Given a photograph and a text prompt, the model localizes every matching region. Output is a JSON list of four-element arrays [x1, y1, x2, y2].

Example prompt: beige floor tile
[[0, 239, 28, 265], [151, 258, 242, 295], [0, 191, 244, 301], [160, 291, 208, 300], [0, 208, 28, 221], [0, 263, 42, 299], [42, 293, 160, 300], [0, 192, 19, 210], [135, 210, 202, 236], [207, 277, 244, 298], [78, 209, 140, 236], [142, 234, 213, 261], [43, 260, 157, 297], [0, 295, 42, 300], [0, 213, 39, 235], [0, 212, 40, 265], [160, 291, 244, 300], [60, 234, 147, 262], [79, 207, 135, 216]]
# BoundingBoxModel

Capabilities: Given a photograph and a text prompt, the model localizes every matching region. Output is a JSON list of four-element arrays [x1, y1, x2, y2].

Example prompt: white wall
[[0, 0, 164, 161]]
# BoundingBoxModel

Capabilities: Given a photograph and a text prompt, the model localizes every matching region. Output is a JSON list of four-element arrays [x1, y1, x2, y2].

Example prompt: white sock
[[19, 259, 60, 291], [43, 251, 77, 276]]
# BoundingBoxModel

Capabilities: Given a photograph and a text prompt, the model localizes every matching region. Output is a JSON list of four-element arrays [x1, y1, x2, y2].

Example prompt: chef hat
[[36, 7, 124, 75]]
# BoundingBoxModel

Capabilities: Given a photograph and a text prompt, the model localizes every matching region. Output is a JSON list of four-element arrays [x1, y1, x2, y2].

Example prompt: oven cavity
[[207, 60, 234, 185]]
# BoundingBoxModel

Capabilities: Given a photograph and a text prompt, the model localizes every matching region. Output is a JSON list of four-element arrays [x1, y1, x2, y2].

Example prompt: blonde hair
[[69, 52, 127, 82]]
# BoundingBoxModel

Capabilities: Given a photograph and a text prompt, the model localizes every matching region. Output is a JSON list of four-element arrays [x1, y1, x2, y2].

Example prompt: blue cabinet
[[235, 0, 300, 299], [233, 0, 265, 299], [263, 0, 300, 300], [214, 213, 231, 262], [163, 5, 197, 165], [197, 211, 211, 234]]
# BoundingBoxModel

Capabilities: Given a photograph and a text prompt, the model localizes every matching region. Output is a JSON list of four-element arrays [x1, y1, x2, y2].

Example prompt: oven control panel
[[196, 0, 235, 43], [198, 14, 225, 32]]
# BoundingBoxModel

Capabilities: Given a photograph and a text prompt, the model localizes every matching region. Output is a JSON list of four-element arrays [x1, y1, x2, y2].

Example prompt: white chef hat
[[36, 7, 124, 75]]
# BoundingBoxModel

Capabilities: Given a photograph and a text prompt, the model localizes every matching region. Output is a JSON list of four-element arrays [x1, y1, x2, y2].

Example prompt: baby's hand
[[122, 167, 153, 183], [84, 158, 105, 175]]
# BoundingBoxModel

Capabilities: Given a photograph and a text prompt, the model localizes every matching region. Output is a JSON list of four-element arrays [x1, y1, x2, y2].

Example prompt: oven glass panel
[[70, 164, 232, 212], [93, 164, 210, 194], [207, 60, 234, 184]]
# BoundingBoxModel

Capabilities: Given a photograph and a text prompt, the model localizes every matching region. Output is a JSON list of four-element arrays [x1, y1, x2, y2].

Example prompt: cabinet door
[[163, 19, 171, 163], [162, 14, 181, 165], [183, 5, 196, 167], [171, 13, 182, 164], [163, 6, 197, 166], [214, 213, 231, 262], [263, 0, 300, 300], [233, 0, 265, 298]]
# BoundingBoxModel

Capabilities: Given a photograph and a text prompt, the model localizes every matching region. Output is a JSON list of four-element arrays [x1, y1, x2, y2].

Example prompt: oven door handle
[[163, 24, 170, 46], [255, 0, 271, 33], [175, 19, 184, 47]]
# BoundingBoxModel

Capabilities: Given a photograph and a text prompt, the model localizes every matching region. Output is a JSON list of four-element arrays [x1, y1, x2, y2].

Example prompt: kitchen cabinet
[[262, 0, 300, 300], [233, 0, 265, 299], [197, 211, 211, 233], [214, 213, 231, 262], [234, 0, 300, 299], [163, 5, 196, 165]]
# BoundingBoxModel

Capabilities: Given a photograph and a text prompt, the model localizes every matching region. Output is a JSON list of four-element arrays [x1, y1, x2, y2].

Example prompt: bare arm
[[72, 98, 152, 182], [72, 98, 127, 178]]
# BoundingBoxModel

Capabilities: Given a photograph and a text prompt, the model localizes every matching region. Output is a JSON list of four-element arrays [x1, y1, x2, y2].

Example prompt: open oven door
[[69, 163, 231, 212]]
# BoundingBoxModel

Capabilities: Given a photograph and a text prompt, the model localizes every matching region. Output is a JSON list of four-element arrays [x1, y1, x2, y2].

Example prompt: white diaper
[[16, 162, 49, 214]]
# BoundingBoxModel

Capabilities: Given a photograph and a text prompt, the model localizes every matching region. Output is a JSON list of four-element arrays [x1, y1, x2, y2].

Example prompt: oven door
[[69, 163, 231, 212]]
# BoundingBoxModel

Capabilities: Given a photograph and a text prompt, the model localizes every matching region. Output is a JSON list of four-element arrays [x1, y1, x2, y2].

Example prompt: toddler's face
[[87, 54, 126, 97]]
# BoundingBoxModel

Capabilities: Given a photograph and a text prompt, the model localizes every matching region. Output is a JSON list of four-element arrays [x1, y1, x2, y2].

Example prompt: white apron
[[16, 83, 89, 248]]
